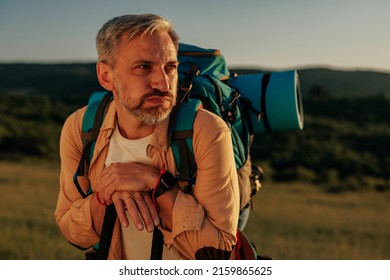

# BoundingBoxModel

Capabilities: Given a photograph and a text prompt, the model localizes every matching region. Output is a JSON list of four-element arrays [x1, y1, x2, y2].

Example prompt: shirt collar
[[100, 101, 170, 152]]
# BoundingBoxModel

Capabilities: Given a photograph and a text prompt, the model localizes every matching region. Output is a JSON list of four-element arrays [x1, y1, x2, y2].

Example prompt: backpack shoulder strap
[[150, 99, 201, 260], [170, 99, 202, 194], [73, 91, 116, 260], [73, 91, 113, 198], [82, 91, 113, 160]]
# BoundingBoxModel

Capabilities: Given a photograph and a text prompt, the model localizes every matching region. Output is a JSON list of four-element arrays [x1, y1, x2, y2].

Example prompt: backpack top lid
[[178, 43, 230, 80]]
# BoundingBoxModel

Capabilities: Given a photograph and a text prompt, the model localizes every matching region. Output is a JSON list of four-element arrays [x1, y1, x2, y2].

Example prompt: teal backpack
[[172, 43, 252, 184], [73, 43, 263, 260]]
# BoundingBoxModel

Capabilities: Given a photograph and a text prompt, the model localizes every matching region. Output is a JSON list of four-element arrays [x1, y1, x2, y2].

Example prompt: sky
[[1, 0, 390, 72]]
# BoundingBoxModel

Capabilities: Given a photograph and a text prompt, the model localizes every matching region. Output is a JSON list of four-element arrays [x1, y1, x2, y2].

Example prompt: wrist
[[151, 164, 176, 206], [156, 187, 178, 231], [154, 171, 176, 199], [95, 192, 106, 206]]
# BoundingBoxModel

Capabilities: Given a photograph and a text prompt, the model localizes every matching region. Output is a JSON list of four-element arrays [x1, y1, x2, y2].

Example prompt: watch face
[[161, 172, 176, 190], [154, 172, 176, 199]]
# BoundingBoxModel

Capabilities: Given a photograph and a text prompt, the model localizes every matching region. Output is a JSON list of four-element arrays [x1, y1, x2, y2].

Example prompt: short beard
[[117, 88, 176, 126], [131, 94, 174, 126]]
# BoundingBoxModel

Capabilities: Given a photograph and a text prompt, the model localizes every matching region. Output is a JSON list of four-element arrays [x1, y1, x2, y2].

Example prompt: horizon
[[1, 61, 390, 75], [1, 0, 389, 73]]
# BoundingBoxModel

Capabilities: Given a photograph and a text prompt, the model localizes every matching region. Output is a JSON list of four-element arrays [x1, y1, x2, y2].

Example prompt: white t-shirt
[[105, 124, 180, 259]]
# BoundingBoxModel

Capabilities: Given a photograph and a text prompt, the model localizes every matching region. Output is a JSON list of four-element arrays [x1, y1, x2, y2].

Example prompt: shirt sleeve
[[54, 107, 101, 249], [161, 109, 240, 259]]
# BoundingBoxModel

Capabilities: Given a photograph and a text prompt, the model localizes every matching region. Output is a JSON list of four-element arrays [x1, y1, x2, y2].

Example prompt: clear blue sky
[[1, 0, 389, 72]]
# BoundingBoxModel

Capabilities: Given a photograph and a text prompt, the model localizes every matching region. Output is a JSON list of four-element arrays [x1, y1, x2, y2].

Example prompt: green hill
[[1, 63, 390, 192], [0, 63, 104, 104], [1, 63, 390, 100], [298, 68, 390, 98]]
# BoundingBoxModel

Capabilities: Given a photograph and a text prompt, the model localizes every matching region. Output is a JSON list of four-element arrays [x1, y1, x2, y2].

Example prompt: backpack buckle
[[225, 111, 236, 123], [180, 81, 193, 93]]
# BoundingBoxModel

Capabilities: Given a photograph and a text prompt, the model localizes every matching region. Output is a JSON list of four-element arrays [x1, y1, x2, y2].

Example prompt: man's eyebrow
[[168, 59, 179, 64], [131, 59, 152, 65], [131, 58, 179, 65]]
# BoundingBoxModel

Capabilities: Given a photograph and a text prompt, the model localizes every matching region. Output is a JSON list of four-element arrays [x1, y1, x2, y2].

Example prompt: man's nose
[[151, 68, 170, 92]]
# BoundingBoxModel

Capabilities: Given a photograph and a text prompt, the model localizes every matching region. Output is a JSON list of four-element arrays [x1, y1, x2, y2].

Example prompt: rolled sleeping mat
[[228, 70, 303, 134]]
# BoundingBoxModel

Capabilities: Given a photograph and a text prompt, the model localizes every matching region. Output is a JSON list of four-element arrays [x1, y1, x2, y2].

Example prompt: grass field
[[1, 161, 389, 260], [246, 182, 390, 260]]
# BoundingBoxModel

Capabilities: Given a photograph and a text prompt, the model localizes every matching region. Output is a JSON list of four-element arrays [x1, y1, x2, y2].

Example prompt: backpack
[[72, 43, 280, 260], [172, 44, 256, 212]]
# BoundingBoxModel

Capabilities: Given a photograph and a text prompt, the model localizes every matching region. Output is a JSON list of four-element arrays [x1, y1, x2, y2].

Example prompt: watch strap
[[153, 171, 176, 199]]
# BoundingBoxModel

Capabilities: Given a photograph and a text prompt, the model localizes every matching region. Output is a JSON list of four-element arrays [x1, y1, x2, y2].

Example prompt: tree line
[[0, 91, 389, 192], [251, 95, 390, 192], [1, 63, 390, 192]]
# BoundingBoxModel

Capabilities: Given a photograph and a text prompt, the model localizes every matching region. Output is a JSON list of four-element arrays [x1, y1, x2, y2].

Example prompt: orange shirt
[[55, 101, 239, 259]]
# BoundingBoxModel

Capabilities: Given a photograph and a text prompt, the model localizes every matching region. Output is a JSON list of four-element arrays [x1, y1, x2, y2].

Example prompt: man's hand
[[111, 191, 160, 232], [96, 162, 159, 202], [95, 162, 161, 232]]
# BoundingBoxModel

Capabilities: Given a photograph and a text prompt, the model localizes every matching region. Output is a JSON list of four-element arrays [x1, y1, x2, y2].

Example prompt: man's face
[[111, 31, 178, 126]]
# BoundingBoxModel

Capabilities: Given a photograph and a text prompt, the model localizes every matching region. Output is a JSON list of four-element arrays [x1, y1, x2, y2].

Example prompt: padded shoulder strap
[[73, 91, 116, 260], [73, 91, 113, 198], [82, 91, 113, 164], [171, 99, 202, 184]]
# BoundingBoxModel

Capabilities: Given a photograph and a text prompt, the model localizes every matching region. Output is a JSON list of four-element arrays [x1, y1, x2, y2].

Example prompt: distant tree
[[308, 85, 332, 100]]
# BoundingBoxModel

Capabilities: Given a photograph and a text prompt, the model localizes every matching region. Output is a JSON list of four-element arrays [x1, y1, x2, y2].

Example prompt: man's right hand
[[111, 191, 160, 232]]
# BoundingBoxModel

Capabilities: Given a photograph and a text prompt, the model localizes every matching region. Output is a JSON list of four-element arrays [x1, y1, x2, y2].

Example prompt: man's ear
[[96, 62, 114, 91]]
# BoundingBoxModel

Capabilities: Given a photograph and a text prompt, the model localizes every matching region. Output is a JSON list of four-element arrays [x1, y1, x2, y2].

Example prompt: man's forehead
[[120, 32, 177, 60]]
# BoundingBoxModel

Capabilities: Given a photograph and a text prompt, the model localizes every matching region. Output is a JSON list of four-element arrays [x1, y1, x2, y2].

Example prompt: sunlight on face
[[114, 76, 176, 126], [112, 31, 178, 126]]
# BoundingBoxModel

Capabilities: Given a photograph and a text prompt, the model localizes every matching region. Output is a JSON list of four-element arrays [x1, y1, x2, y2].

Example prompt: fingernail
[[154, 218, 160, 226], [122, 221, 128, 228], [147, 225, 154, 232], [137, 224, 144, 231]]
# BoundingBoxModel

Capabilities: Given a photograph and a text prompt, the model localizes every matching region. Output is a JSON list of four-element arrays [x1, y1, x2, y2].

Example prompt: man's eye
[[165, 64, 178, 73], [138, 64, 151, 70]]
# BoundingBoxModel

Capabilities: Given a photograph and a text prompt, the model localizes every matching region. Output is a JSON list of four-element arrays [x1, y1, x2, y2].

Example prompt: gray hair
[[96, 14, 179, 66]]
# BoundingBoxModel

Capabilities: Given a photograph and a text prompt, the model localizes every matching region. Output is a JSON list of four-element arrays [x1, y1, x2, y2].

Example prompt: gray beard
[[118, 91, 175, 126], [130, 105, 173, 126]]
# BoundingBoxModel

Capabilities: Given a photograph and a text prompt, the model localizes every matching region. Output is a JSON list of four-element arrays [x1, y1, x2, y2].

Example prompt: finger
[[96, 168, 116, 201], [143, 193, 160, 226], [112, 197, 129, 228], [132, 192, 155, 232], [123, 194, 145, 231]]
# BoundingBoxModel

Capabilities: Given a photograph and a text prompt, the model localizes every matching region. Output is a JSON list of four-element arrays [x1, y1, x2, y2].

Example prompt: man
[[55, 14, 239, 260]]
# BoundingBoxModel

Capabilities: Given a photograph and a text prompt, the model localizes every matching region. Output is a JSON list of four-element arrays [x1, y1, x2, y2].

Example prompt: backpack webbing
[[73, 91, 117, 259], [73, 91, 113, 198], [170, 99, 201, 188]]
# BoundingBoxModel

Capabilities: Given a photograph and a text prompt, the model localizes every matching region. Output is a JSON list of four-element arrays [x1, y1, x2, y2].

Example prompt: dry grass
[[245, 182, 390, 259], [1, 161, 389, 259], [0, 161, 84, 259]]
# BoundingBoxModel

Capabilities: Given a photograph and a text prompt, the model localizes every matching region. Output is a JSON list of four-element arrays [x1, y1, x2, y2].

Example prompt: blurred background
[[0, 0, 389, 259]]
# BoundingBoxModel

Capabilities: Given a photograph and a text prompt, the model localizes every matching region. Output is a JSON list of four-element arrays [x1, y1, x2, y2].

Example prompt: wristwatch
[[153, 171, 176, 199]]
